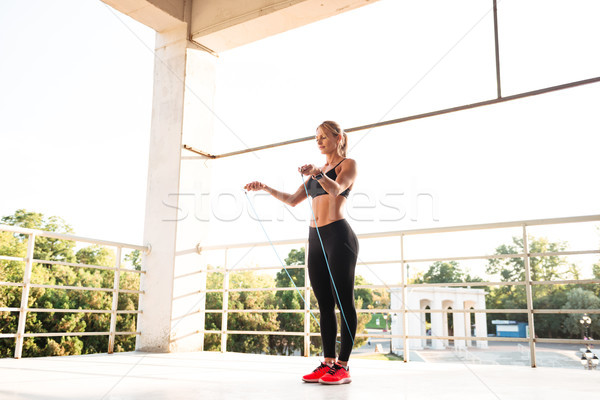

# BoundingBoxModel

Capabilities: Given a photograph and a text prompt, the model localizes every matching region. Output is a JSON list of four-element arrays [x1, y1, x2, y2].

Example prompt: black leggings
[[307, 219, 359, 362]]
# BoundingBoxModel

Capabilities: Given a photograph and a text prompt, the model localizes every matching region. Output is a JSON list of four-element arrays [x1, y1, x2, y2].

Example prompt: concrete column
[[465, 307, 473, 347], [430, 299, 444, 350], [390, 289, 401, 351], [453, 309, 466, 349], [406, 292, 422, 350], [475, 296, 488, 349], [137, 24, 216, 352]]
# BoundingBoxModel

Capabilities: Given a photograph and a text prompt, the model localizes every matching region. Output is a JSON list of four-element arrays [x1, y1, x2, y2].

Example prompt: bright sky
[[1, 0, 599, 281]]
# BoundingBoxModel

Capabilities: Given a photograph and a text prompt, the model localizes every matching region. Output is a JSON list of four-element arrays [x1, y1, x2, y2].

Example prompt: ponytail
[[338, 130, 348, 157]]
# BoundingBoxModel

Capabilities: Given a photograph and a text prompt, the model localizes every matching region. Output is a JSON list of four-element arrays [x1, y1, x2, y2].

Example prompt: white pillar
[[137, 24, 216, 352], [453, 309, 466, 349], [420, 308, 427, 349], [464, 306, 473, 347], [406, 292, 422, 350], [475, 295, 488, 349], [430, 299, 444, 349]]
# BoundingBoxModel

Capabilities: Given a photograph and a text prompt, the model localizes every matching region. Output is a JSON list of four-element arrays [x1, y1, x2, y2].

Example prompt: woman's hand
[[298, 164, 321, 176], [244, 181, 267, 191]]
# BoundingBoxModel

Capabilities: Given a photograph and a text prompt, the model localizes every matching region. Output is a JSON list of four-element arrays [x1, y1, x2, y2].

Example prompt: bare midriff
[[309, 194, 347, 228]]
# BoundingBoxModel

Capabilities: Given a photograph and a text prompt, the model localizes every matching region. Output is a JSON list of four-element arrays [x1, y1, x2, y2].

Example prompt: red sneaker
[[302, 362, 332, 383], [318, 362, 352, 385]]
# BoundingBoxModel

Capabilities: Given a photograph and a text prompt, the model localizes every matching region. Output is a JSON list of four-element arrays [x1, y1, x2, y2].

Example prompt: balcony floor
[[1, 351, 600, 399]]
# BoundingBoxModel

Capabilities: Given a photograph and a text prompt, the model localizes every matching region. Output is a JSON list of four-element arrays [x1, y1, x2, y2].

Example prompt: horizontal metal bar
[[28, 283, 114, 292], [174, 270, 205, 280], [205, 309, 305, 313], [203, 264, 306, 274], [28, 283, 143, 294], [171, 310, 202, 321], [169, 330, 200, 343], [531, 279, 600, 286], [184, 77, 600, 160], [198, 328, 600, 346], [200, 308, 599, 315], [363, 215, 600, 238], [0, 224, 149, 252], [403, 252, 527, 264], [407, 281, 525, 288], [33, 259, 145, 274], [0, 333, 16, 338], [354, 249, 599, 266], [535, 338, 600, 345], [354, 284, 402, 289], [347, 308, 520, 314], [184, 133, 316, 158], [230, 264, 306, 273], [356, 259, 400, 266], [197, 330, 305, 336], [529, 249, 600, 258], [21, 331, 140, 338], [226, 330, 304, 336], [532, 309, 600, 314], [347, 77, 600, 133], [230, 286, 303, 293], [24, 308, 141, 314], [199, 238, 308, 252], [0, 281, 24, 288], [204, 286, 306, 293], [198, 215, 600, 251], [172, 291, 201, 301], [203, 279, 529, 292], [0, 307, 20, 312], [0, 255, 25, 262]]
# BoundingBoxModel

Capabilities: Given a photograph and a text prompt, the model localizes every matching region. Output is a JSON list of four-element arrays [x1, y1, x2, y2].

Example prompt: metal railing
[[196, 214, 600, 367], [0, 224, 150, 358]]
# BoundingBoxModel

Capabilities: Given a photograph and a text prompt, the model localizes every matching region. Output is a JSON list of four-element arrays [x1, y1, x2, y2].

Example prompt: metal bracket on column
[[187, 40, 219, 58], [183, 144, 217, 158]]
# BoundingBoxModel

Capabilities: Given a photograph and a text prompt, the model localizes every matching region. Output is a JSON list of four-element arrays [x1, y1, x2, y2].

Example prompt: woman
[[244, 121, 359, 385]]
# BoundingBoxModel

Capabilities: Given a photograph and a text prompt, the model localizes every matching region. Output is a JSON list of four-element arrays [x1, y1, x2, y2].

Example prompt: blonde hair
[[318, 120, 347, 157]]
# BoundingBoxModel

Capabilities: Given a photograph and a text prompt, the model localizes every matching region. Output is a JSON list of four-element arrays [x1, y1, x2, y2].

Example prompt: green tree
[[273, 247, 319, 355], [204, 267, 280, 354], [124, 249, 142, 271], [484, 235, 592, 337], [413, 261, 483, 285], [1, 210, 139, 358], [561, 288, 600, 339]]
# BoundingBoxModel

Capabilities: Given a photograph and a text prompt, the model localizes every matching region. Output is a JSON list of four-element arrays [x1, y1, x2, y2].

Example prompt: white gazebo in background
[[391, 287, 488, 351]]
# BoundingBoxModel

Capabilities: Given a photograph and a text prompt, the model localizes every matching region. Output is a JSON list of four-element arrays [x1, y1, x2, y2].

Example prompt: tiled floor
[[1, 351, 599, 399]]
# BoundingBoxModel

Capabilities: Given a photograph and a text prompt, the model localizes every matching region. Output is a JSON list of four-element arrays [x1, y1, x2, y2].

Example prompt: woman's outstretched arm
[[244, 178, 311, 207]]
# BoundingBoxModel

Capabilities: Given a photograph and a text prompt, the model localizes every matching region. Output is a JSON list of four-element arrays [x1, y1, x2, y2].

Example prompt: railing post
[[303, 241, 310, 357], [522, 225, 537, 367], [400, 233, 409, 362], [108, 246, 122, 354], [221, 248, 229, 353], [15, 233, 35, 359]]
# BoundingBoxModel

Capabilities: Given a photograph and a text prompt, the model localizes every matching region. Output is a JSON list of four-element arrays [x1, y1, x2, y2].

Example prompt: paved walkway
[[2, 351, 600, 400]]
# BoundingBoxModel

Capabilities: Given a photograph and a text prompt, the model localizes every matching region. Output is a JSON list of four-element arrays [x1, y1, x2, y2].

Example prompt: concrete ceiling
[[102, 0, 379, 53]]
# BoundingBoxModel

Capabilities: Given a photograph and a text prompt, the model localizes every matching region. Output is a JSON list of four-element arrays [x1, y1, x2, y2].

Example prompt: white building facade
[[390, 287, 488, 351]]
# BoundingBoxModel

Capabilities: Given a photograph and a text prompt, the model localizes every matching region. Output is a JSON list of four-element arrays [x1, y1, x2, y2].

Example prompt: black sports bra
[[306, 158, 351, 198]]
